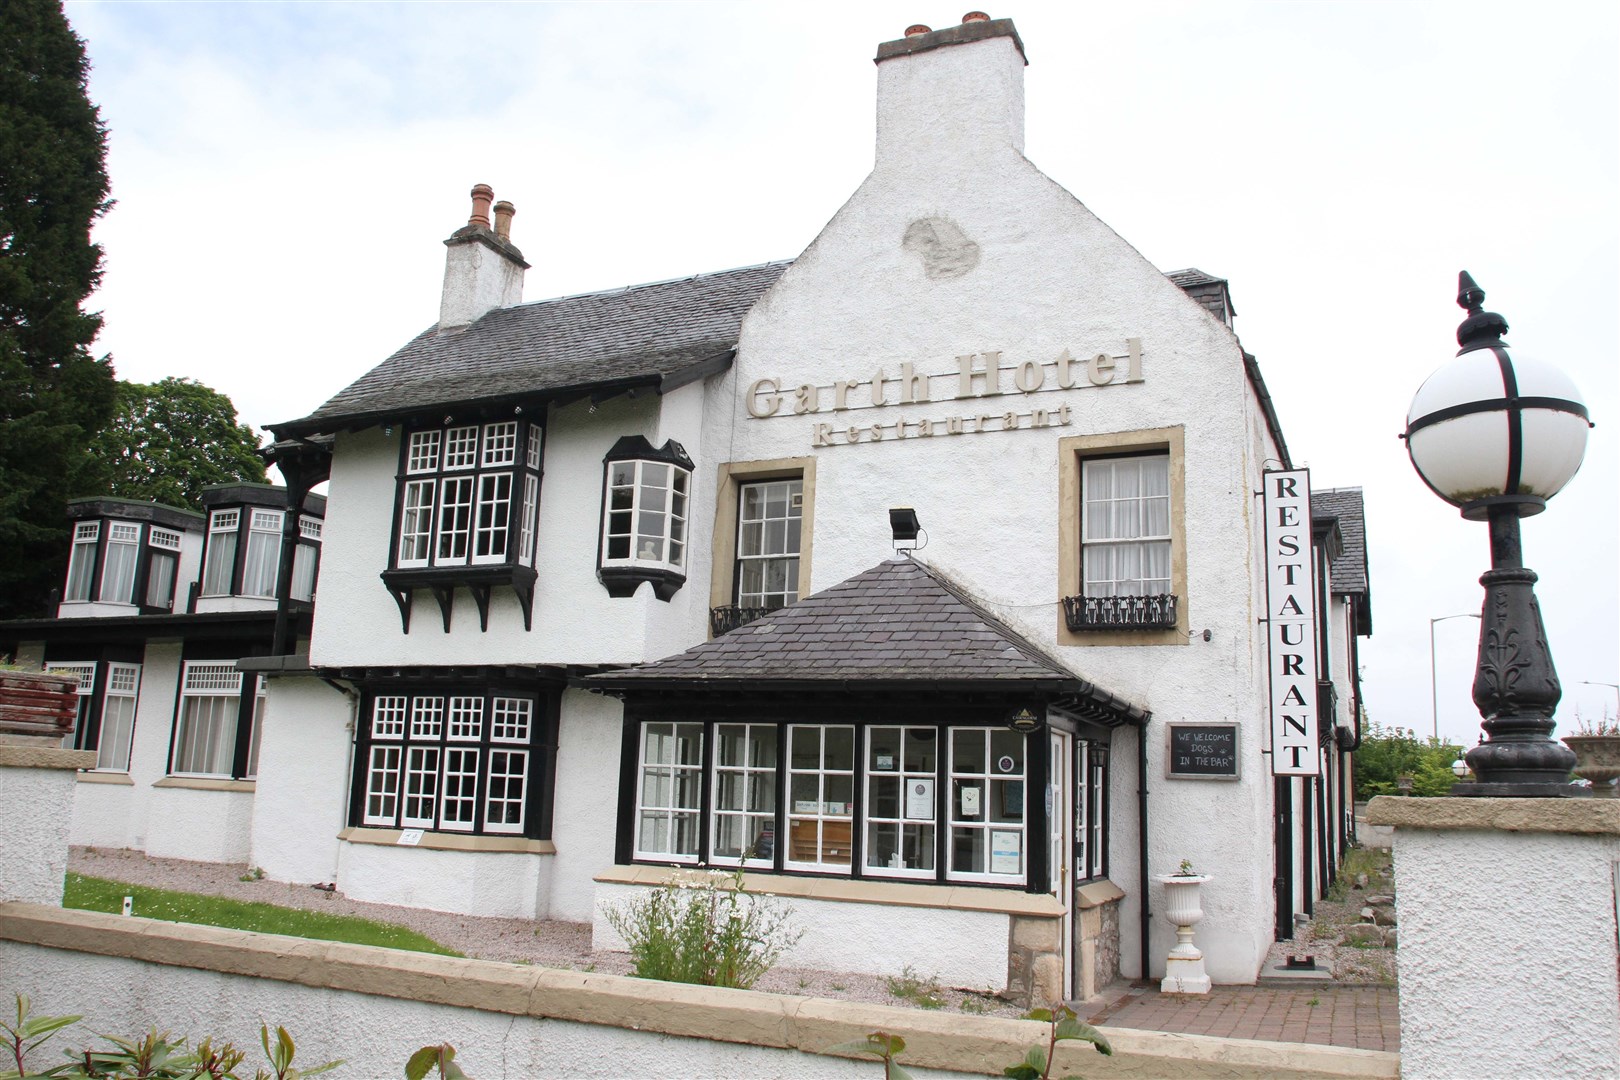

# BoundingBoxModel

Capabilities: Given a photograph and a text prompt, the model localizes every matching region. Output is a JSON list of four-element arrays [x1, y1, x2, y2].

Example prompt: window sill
[[380, 564, 538, 633], [153, 777, 256, 793], [337, 827, 555, 855], [598, 566, 685, 602], [76, 771, 134, 786], [595, 865, 1064, 918]]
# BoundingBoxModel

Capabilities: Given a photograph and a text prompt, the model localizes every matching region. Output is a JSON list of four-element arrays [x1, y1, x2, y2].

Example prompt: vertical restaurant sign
[[1264, 469, 1320, 776]]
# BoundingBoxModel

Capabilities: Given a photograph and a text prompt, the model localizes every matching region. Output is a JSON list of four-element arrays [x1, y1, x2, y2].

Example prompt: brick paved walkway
[[1081, 984, 1400, 1053]]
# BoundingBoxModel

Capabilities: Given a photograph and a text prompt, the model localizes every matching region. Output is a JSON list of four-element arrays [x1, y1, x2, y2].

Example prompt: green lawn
[[64, 874, 461, 956]]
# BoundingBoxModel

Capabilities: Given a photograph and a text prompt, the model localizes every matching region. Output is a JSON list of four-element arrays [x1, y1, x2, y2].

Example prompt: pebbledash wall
[[4, 15, 1373, 999]]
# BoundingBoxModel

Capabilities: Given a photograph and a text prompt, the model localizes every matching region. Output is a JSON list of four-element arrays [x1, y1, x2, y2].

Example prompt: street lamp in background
[[1403, 272, 1593, 796], [1430, 613, 1482, 741], [1577, 681, 1620, 717]]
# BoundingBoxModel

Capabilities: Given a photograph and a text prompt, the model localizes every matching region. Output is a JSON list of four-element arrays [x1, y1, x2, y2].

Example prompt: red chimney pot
[[468, 184, 494, 229], [962, 11, 990, 22], [904, 24, 931, 37]]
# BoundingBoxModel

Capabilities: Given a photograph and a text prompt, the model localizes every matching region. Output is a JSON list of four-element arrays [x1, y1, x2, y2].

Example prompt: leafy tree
[[1353, 723, 1463, 799], [92, 378, 267, 511], [0, 0, 117, 619]]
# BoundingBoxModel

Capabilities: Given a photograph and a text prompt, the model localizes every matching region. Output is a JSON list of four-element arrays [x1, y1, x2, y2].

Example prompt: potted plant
[[1562, 711, 1620, 797]]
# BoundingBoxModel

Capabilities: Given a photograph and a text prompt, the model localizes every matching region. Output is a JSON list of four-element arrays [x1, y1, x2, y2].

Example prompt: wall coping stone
[[596, 864, 1066, 917], [1076, 879, 1127, 909], [0, 746, 96, 771], [1366, 796, 1620, 835], [337, 826, 555, 855], [0, 903, 1397, 1079]]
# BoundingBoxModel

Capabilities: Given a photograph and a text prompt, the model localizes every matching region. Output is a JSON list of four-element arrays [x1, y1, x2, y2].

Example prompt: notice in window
[[960, 784, 981, 818], [905, 779, 934, 820], [990, 830, 1021, 874], [397, 829, 424, 846]]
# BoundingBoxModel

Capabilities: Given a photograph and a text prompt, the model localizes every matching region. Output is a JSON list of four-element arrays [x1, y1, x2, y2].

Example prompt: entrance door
[[1048, 729, 1074, 1000]]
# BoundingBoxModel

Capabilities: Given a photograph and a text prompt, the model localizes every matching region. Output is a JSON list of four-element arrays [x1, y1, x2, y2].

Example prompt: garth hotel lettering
[[744, 340, 1145, 447]]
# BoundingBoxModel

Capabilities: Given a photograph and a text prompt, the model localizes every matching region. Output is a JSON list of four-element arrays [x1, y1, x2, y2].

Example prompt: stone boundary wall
[[0, 903, 1397, 1079]]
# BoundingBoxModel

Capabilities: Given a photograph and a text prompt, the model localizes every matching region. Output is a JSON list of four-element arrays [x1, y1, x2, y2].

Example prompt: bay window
[[384, 418, 544, 632], [623, 719, 1031, 887], [64, 523, 99, 602], [45, 660, 138, 770], [355, 687, 552, 837], [202, 511, 239, 596], [291, 516, 322, 602], [241, 510, 283, 598], [98, 523, 141, 605], [145, 528, 182, 610], [597, 436, 693, 600]]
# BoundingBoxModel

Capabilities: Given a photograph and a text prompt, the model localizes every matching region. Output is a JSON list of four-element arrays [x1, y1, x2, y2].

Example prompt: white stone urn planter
[[1562, 735, 1620, 797], [1156, 872, 1213, 994]]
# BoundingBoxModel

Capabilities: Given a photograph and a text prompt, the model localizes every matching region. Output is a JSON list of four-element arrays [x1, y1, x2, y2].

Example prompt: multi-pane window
[[202, 511, 240, 596], [172, 661, 255, 778], [711, 724, 778, 866], [396, 421, 541, 570], [291, 516, 322, 602], [1081, 455, 1171, 597], [97, 523, 140, 604], [46, 662, 96, 750], [948, 728, 1027, 882], [603, 461, 690, 570], [146, 528, 182, 610], [628, 721, 1033, 886], [865, 727, 938, 877], [359, 690, 541, 836], [1076, 740, 1108, 881], [736, 480, 802, 609], [635, 722, 704, 860], [64, 523, 99, 602], [786, 725, 855, 870], [241, 510, 283, 598], [98, 664, 140, 772]]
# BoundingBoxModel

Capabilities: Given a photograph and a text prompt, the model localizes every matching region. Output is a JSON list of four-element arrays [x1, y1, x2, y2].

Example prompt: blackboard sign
[[1167, 723, 1240, 779]]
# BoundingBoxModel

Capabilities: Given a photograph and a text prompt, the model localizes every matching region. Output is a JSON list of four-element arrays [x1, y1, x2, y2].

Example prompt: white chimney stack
[[438, 183, 529, 333], [874, 15, 1027, 170]]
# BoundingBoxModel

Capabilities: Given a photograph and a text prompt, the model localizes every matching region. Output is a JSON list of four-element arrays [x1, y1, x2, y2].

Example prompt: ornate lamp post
[[1403, 272, 1593, 796]]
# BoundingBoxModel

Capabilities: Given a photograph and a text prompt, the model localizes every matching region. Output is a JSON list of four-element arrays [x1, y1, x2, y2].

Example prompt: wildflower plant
[[604, 868, 801, 989]]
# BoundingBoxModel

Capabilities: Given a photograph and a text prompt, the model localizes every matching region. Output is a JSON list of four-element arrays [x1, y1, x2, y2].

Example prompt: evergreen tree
[[93, 378, 268, 511], [0, 0, 117, 619]]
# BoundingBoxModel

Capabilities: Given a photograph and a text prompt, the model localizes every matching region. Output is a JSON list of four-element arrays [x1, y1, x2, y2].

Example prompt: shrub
[[604, 869, 801, 989], [1353, 723, 1462, 799]]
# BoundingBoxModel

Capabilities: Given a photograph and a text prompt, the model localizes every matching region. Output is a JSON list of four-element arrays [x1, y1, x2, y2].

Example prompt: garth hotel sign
[[1263, 468, 1320, 776], [745, 341, 1145, 447]]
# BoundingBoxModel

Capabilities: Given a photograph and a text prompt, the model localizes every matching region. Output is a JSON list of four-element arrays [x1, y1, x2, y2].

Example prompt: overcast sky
[[63, 1, 1618, 743]]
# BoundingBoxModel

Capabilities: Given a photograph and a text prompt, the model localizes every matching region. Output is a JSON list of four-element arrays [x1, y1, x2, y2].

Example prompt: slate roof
[[1313, 486, 1373, 634], [588, 558, 1148, 722], [272, 261, 790, 436]]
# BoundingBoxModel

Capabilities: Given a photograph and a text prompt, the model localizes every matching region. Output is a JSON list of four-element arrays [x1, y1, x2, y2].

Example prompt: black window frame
[[348, 683, 561, 840], [596, 435, 694, 601], [615, 703, 1056, 894], [381, 415, 545, 633]]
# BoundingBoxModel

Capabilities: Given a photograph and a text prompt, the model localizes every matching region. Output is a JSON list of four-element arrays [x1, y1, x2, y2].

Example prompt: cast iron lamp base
[[1451, 508, 1584, 798]]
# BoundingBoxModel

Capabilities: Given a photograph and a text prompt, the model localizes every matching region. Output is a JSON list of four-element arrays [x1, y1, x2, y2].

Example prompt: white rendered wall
[[0, 762, 83, 903], [439, 238, 524, 330], [1389, 814, 1620, 1078], [546, 689, 625, 923], [145, 787, 254, 864], [0, 942, 984, 1080], [335, 842, 548, 920], [309, 393, 703, 670], [250, 676, 353, 884], [69, 641, 180, 851], [593, 883, 1011, 990], [689, 33, 1282, 983]]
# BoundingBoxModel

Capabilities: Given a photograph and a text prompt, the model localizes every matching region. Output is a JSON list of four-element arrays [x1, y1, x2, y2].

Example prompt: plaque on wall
[[1166, 723, 1240, 780]]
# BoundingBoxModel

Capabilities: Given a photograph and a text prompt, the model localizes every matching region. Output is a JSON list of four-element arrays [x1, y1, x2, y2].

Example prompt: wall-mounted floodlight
[[889, 507, 921, 553]]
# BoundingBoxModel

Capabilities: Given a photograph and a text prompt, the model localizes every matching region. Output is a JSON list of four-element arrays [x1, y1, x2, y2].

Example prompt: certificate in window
[[990, 830, 1021, 874], [905, 778, 934, 820], [960, 784, 981, 818]]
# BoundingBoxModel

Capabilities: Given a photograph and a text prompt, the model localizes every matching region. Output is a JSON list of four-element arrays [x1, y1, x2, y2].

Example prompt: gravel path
[[67, 847, 1024, 1019]]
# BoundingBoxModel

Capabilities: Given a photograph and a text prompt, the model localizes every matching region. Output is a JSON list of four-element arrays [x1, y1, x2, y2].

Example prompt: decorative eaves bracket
[[380, 565, 538, 634]]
